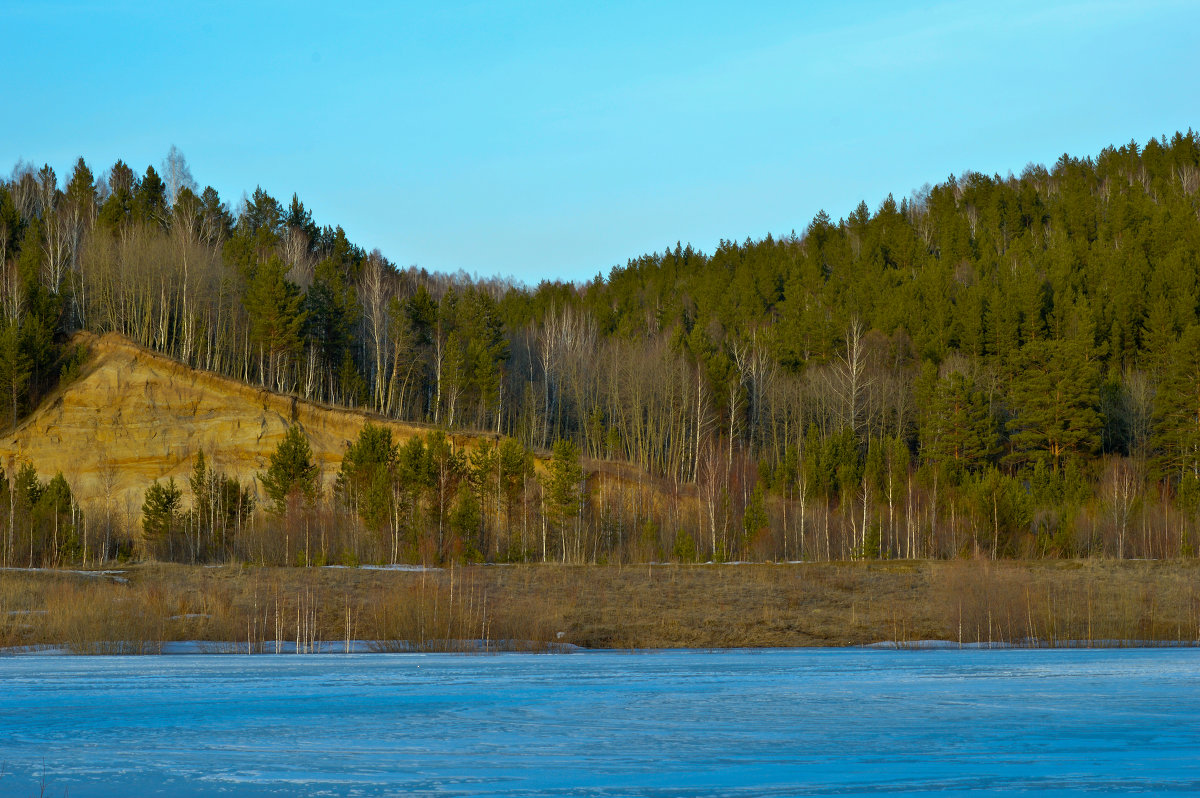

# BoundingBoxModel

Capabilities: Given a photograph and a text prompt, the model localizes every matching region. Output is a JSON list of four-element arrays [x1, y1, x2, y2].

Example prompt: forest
[[2, 132, 1200, 567]]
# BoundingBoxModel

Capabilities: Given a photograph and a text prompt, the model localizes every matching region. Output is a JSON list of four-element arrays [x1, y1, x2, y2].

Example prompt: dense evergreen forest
[[3, 132, 1200, 566]]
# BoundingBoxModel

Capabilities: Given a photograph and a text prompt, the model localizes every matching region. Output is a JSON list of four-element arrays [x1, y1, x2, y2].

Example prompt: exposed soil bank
[[2, 560, 1198, 652]]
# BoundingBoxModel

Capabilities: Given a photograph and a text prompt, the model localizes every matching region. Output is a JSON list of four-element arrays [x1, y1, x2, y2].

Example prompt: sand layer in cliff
[[0, 333, 485, 514]]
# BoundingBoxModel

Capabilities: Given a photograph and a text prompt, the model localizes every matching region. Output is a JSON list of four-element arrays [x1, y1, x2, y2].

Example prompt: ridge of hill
[[0, 333, 490, 515]]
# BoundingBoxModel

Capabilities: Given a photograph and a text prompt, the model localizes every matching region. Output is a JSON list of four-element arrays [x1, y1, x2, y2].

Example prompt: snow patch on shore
[[0, 567, 128, 583]]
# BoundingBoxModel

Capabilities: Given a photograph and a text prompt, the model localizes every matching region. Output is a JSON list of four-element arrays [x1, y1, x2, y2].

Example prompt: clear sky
[[3, 1, 1198, 284]]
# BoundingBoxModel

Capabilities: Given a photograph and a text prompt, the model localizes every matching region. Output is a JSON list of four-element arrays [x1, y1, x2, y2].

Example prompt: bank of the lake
[[3, 559, 1199, 652]]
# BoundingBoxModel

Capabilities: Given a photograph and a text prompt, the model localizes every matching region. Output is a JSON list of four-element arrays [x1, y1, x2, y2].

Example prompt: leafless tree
[[361, 252, 394, 413], [161, 145, 197, 208], [0, 259, 23, 324], [698, 441, 726, 558], [834, 319, 872, 435], [9, 161, 39, 221], [1102, 456, 1141, 559], [539, 306, 596, 447], [42, 208, 72, 293], [731, 331, 776, 452], [282, 225, 314, 286]]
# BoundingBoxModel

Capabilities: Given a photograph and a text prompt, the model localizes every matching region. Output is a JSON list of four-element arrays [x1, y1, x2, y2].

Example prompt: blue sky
[[3, 1, 1198, 284]]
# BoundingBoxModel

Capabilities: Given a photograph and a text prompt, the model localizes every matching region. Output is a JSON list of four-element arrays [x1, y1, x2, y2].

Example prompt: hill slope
[[0, 333, 481, 515]]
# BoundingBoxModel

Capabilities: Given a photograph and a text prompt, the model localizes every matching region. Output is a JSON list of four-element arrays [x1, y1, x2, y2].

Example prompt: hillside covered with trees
[[2, 132, 1200, 566]]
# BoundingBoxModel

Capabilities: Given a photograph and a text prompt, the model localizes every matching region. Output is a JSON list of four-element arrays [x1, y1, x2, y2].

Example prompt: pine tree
[[245, 255, 306, 388], [135, 165, 168, 227], [1141, 294, 1177, 379], [34, 472, 77, 563], [96, 159, 136, 233], [923, 371, 999, 481], [497, 437, 531, 549], [305, 256, 360, 380], [14, 462, 40, 511], [335, 423, 397, 531], [741, 482, 769, 554], [142, 478, 182, 542], [1007, 338, 1101, 472], [0, 321, 30, 431], [260, 426, 319, 515], [544, 438, 583, 559], [424, 430, 464, 558], [1151, 324, 1200, 482]]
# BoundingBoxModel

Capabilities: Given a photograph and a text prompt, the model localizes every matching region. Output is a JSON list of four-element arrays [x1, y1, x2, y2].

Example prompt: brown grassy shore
[[2, 560, 1199, 653]]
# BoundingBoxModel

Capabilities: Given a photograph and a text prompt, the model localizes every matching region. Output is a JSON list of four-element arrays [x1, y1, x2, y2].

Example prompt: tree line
[[3, 132, 1200, 564]]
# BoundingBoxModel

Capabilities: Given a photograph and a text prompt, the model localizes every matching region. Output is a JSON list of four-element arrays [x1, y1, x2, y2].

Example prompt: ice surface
[[1, 648, 1198, 796]]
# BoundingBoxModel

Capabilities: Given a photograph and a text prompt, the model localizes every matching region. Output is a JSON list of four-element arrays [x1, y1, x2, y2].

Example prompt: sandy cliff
[[0, 333, 486, 515]]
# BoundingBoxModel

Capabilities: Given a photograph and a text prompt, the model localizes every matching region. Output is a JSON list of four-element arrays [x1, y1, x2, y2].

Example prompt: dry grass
[[933, 558, 1200, 645], [2, 560, 1199, 652], [0, 565, 537, 654]]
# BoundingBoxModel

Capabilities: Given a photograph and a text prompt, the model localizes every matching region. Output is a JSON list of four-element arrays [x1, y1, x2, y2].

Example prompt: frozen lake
[[2, 648, 1198, 796]]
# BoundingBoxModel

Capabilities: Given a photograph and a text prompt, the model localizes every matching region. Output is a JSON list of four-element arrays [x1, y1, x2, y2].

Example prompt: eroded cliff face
[[0, 333, 484, 516]]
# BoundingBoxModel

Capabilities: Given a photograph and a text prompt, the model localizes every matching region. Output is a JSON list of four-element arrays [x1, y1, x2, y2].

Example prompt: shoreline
[[5, 639, 1200, 657], [3, 559, 1199, 652]]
